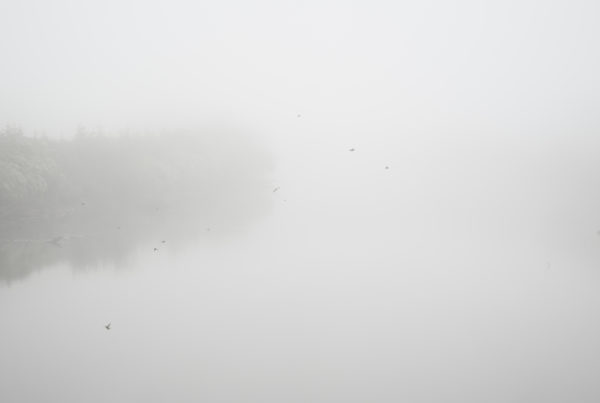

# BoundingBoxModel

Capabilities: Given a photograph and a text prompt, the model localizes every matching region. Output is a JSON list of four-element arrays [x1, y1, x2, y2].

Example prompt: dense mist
[[2, 0, 600, 402]]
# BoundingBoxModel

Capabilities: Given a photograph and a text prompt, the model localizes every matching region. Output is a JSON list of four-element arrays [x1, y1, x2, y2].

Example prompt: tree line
[[0, 125, 272, 221]]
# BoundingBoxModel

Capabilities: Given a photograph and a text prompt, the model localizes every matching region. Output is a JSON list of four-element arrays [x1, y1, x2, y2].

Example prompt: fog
[[2, 0, 600, 402]]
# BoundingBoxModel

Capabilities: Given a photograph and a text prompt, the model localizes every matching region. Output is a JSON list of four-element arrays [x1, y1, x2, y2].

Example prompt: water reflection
[[0, 193, 272, 283]]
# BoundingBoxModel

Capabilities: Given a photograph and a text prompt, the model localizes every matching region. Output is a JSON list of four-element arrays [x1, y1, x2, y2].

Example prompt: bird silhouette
[[273, 187, 280, 193], [105, 322, 111, 330], [349, 148, 355, 152], [161, 240, 166, 243], [153, 247, 158, 252], [49, 236, 65, 247]]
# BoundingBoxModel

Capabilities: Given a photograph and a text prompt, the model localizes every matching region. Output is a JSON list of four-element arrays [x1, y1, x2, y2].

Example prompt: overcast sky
[[0, 0, 598, 141]]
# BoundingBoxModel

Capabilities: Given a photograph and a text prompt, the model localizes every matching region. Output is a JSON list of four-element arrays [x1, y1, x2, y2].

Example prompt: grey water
[[2, 130, 600, 403]]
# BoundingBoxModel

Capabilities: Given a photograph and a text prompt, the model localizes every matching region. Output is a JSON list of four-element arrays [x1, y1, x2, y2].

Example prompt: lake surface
[[2, 135, 600, 402]]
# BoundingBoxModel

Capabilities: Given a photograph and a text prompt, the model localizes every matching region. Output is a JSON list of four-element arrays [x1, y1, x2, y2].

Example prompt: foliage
[[0, 128, 272, 220], [0, 127, 58, 210]]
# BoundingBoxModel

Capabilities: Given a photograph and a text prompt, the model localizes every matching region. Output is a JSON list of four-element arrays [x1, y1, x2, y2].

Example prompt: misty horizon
[[2, 1, 600, 402]]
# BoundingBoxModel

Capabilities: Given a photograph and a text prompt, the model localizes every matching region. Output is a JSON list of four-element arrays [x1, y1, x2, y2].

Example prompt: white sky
[[0, 0, 598, 139]]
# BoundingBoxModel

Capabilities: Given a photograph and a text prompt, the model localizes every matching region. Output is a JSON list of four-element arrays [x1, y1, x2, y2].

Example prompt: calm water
[[2, 137, 600, 402]]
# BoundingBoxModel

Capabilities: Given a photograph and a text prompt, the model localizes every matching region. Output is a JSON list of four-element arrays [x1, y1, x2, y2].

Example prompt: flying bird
[[349, 148, 355, 152], [385, 166, 389, 170], [49, 236, 65, 247], [273, 187, 280, 193], [105, 322, 111, 330], [153, 247, 158, 252], [161, 240, 166, 243]]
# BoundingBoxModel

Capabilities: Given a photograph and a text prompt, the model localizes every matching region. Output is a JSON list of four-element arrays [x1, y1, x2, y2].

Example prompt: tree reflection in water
[[0, 129, 274, 282]]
